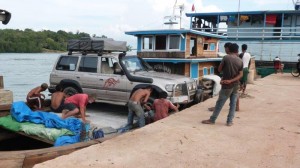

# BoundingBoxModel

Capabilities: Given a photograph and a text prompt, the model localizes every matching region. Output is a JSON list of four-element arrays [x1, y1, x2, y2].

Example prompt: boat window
[[56, 56, 79, 71], [203, 67, 208, 75], [210, 43, 216, 51], [155, 35, 167, 50], [79, 57, 98, 73], [203, 43, 208, 50], [210, 66, 214, 74], [203, 43, 216, 51], [190, 37, 197, 55], [142, 36, 153, 50], [169, 35, 180, 50]]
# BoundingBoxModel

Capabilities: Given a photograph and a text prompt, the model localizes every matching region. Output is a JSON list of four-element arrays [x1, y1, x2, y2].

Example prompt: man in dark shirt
[[202, 43, 243, 126]]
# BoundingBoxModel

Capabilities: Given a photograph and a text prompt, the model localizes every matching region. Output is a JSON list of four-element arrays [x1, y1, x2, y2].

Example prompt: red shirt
[[152, 99, 177, 121], [65, 94, 88, 108]]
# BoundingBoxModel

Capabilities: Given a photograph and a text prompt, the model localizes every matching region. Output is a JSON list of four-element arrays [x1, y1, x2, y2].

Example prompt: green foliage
[[0, 29, 91, 53]]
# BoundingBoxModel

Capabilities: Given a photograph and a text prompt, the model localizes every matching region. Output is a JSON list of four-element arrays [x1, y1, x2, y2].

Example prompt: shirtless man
[[61, 93, 95, 123], [50, 84, 65, 113], [126, 85, 153, 128], [26, 83, 48, 110]]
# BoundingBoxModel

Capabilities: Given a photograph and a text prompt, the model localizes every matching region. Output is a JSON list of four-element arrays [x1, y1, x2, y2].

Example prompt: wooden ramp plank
[[0, 154, 25, 168]]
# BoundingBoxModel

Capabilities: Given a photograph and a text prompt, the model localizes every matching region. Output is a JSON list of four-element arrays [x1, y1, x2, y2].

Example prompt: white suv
[[49, 38, 202, 106]]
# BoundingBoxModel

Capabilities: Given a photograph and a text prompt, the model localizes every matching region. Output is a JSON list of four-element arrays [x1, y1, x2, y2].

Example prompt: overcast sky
[[0, 0, 296, 47]]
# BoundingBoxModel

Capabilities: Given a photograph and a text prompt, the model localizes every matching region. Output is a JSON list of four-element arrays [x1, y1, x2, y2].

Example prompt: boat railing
[[193, 27, 300, 40]]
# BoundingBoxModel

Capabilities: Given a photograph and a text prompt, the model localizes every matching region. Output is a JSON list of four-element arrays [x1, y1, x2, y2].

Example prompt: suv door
[[50, 56, 79, 85], [76, 56, 107, 99], [100, 57, 129, 103]]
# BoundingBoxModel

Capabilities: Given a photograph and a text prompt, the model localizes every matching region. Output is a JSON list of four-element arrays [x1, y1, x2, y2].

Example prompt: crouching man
[[61, 93, 95, 123], [126, 85, 153, 129]]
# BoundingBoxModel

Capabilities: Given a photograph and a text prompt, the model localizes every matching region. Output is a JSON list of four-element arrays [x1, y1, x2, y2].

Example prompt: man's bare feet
[[76, 114, 90, 118], [83, 120, 90, 124], [61, 109, 69, 119]]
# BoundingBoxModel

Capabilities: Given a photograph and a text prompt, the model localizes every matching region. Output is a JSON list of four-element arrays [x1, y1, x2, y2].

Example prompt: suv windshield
[[122, 56, 153, 72]]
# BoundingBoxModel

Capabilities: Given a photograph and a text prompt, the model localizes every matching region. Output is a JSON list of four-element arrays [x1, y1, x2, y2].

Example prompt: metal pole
[[180, 10, 182, 29]]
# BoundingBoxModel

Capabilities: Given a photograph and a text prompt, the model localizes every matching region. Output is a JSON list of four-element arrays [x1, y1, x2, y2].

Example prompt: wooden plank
[[0, 90, 13, 110], [0, 111, 10, 117], [0, 133, 118, 168], [0, 104, 11, 111], [23, 140, 100, 168], [0, 157, 25, 168]]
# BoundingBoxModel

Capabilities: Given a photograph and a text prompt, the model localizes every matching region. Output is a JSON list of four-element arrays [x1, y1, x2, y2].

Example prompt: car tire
[[63, 86, 79, 96], [194, 89, 203, 104]]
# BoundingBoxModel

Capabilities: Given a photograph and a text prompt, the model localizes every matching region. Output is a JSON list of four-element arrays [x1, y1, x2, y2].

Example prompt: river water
[[0, 53, 61, 101]]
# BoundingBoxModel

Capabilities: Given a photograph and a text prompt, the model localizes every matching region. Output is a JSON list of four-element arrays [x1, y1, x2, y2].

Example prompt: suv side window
[[79, 57, 98, 73], [56, 56, 79, 71], [101, 57, 114, 74]]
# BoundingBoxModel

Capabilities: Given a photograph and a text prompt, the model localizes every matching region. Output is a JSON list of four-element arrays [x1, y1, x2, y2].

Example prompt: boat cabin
[[186, 10, 300, 62], [186, 10, 300, 40], [125, 29, 225, 80]]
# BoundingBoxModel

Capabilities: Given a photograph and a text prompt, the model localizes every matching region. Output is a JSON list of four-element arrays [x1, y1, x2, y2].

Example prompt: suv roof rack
[[67, 37, 127, 56]]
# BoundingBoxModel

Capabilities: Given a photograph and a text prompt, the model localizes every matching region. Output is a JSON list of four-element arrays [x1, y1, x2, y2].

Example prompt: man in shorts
[[239, 44, 251, 94], [62, 93, 95, 123], [26, 83, 48, 110]]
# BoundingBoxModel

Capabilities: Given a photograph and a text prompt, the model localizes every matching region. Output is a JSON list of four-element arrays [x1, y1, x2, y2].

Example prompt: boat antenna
[[237, 0, 240, 27], [164, 0, 182, 29]]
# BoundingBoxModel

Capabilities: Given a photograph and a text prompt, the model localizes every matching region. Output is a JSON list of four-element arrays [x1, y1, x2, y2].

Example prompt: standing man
[[126, 85, 153, 128], [239, 44, 251, 94], [61, 93, 95, 123], [202, 43, 243, 126], [208, 42, 232, 112]]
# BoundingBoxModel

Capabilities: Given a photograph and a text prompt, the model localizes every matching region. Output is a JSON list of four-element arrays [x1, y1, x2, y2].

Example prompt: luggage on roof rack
[[67, 37, 127, 55]]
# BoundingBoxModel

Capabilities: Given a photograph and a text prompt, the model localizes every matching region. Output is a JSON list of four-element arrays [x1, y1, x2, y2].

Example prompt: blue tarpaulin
[[10, 101, 83, 146]]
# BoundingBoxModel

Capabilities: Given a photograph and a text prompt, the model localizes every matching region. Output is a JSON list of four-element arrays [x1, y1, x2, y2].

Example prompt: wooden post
[[236, 96, 240, 111], [0, 75, 3, 89]]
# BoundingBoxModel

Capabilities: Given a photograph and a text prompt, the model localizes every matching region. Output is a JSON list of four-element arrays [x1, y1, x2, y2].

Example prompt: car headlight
[[165, 84, 174, 92], [175, 84, 182, 91], [192, 82, 197, 90]]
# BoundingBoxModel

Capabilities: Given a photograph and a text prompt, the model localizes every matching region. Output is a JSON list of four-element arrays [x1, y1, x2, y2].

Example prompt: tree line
[[0, 29, 131, 53]]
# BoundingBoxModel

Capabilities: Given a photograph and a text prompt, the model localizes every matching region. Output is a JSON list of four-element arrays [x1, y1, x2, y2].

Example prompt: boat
[[125, 29, 225, 81], [125, 1, 227, 83], [125, 1, 256, 97], [185, 5, 300, 67]]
